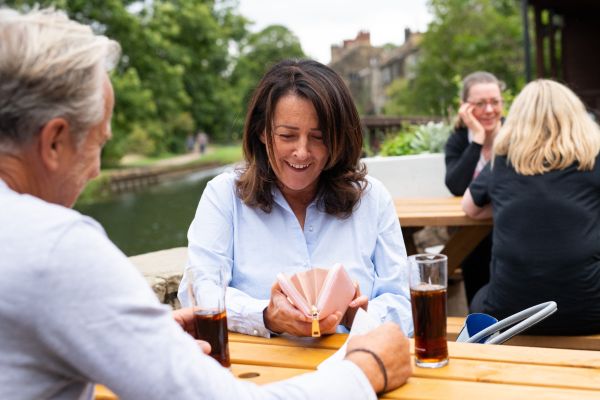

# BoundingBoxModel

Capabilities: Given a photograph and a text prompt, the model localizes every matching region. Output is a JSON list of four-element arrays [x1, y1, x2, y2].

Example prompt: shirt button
[[308, 225, 313, 232], [253, 329, 258, 336]]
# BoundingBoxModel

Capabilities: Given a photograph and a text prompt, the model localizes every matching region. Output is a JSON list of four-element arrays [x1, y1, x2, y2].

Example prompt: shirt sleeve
[[469, 162, 492, 207], [444, 129, 482, 195], [366, 183, 414, 337], [36, 220, 376, 400], [178, 174, 272, 338]]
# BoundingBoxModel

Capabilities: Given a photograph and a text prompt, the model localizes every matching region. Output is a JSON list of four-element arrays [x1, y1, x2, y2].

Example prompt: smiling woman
[[178, 59, 414, 339], [264, 95, 328, 224], [443, 71, 505, 306]]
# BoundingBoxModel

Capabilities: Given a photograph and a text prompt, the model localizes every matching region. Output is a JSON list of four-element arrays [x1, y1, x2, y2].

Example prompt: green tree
[[3, 0, 247, 158], [385, 0, 524, 117], [2, 1, 307, 159], [230, 24, 306, 135]]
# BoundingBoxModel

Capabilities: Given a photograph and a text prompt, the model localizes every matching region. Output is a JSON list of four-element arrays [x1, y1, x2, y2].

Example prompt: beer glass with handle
[[408, 254, 449, 368]]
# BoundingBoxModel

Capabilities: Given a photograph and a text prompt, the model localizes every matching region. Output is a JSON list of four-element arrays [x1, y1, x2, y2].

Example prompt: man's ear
[[38, 118, 72, 171], [259, 131, 266, 144]]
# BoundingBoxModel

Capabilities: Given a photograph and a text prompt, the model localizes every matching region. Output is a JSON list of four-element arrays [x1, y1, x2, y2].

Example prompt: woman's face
[[466, 82, 503, 133], [265, 94, 329, 200]]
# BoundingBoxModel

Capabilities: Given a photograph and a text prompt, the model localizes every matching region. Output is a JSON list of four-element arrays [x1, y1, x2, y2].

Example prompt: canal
[[75, 166, 229, 256]]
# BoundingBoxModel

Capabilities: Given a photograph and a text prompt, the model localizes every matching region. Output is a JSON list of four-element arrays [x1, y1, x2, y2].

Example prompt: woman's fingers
[[320, 312, 342, 334], [349, 295, 369, 309]]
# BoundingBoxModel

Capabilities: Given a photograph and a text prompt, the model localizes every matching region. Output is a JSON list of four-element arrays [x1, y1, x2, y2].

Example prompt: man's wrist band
[[345, 348, 388, 394]]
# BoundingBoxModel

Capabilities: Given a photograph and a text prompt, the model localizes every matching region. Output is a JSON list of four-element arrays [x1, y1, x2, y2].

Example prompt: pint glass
[[409, 253, 448, 368]]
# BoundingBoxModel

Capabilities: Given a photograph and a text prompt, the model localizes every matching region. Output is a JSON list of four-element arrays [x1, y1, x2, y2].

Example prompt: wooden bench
[[447, 316, 600, 350]]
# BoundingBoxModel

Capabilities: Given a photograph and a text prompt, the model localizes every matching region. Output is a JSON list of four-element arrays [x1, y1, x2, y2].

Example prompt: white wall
[[362, 153, 451, 198]]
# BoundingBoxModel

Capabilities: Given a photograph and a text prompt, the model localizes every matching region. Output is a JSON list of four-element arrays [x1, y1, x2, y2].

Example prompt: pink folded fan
[[277, 263, 356, 337]]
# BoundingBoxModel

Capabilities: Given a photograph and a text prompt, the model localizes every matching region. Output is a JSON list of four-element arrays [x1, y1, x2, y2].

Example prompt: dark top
[[444, 127, 483, 195], [469, 155, 600, 334]]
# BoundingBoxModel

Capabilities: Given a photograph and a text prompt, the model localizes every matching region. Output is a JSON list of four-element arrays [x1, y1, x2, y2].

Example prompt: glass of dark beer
[[408, 253, 448, 368], [187, 267, 231, 368]]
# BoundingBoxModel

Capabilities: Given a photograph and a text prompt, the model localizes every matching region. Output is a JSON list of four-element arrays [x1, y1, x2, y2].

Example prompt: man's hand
[[345, 323, 412, 394], [173, 307, 211, 354], [263, 282, 341, 336]]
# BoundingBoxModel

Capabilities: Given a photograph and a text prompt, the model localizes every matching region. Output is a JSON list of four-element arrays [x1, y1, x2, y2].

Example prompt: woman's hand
[[340, 282, 369, 329], [173, 307, 211, 354], [458, 103, 485, 144], [263, 282, 341, 336]]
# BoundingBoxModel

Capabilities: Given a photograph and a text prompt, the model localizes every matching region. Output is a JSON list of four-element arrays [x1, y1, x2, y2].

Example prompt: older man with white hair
[[0, 7, 411, 400]]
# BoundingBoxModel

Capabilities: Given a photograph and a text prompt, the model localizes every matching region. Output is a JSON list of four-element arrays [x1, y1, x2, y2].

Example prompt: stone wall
[[129, 247, 188, 309]]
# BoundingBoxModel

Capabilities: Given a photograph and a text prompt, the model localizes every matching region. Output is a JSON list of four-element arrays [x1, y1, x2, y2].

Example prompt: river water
[[75, 166, 229, 256]]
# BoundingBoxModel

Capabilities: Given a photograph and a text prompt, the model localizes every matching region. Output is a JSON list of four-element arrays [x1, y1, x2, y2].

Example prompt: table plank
[[446, 341, 600, 368], [94, 385, 117, 400], [383, 377, 600, 400], [231, 340, 600, 390], [410, 355, 600, 391], [232, 332, 600, 368], [230, 341, 333, 369], [230, 332, 347, 350], [232, 363, 312, 384], [395, 197, 492, 227]]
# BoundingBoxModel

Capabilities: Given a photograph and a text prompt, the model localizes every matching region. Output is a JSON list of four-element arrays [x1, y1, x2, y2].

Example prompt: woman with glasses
[[178, 59, 413, 339], [444, 71, 505, 305], [462, 80, 600, 334]]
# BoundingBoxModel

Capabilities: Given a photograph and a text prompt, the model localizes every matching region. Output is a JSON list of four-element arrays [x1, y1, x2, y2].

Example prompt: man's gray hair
[[0, 8, 121, 153]]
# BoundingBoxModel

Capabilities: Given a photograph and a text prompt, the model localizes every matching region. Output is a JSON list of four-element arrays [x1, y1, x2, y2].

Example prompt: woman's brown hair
[[236, 59, 367, 218]]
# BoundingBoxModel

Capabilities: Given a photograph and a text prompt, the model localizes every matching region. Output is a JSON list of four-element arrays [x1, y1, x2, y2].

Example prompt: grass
[[187, 144, 243, 166], [120, 144, 243, 168]]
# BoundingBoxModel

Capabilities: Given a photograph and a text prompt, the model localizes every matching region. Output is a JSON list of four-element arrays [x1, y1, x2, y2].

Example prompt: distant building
[[329, 29, 422, 115]]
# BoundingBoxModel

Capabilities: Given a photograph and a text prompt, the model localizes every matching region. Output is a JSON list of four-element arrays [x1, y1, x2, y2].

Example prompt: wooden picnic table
[[395, 196, 492, 275], [97, 331, 600, 399]]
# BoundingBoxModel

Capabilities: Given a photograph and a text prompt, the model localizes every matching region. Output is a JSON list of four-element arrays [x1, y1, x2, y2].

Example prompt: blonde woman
[[462, 79, 600, 334], [444, 71, 504, 305]]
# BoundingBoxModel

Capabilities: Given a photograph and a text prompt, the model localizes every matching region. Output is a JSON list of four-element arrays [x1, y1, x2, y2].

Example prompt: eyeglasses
[[468, 99, 503, 111]]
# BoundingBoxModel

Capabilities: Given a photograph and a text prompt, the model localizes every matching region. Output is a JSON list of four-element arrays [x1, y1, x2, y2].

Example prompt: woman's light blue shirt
[[178, 171, 413, 338]]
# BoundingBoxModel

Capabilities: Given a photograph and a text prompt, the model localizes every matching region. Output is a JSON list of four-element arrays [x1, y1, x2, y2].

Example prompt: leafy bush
[[379, 121, 451, 156], [410, 122, 451, 153], [380, 130, 416, 156]]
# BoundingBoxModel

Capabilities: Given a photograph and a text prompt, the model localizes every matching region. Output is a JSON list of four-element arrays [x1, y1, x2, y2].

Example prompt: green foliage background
[[380, 122, 451, 156], [2, 0, 305, 164], [4, 0, 530, 161], [385, 0, 524, 118]]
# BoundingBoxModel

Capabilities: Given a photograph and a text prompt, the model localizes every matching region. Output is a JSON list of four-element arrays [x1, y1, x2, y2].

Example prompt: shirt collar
[[271, 184, 319, 213]]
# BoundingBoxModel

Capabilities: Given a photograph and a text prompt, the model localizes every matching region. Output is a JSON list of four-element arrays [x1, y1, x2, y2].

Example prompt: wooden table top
[[395, 196, 492, 227], [96, 331, 600, 399], [228, 332, 600, 399]]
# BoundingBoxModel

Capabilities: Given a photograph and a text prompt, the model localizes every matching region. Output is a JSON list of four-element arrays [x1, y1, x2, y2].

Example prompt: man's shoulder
[[1, 191, 103, 244], [27, 193, 96, 226]]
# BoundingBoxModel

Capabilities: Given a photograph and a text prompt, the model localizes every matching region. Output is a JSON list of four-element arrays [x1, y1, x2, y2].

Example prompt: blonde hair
[[493, 79, 600, 175], [0, 7, 121, 153]]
